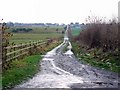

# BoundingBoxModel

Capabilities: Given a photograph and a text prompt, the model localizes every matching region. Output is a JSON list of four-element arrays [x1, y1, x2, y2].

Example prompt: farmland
[[2, 25, 64, 89], [7, 26, 64, 44]]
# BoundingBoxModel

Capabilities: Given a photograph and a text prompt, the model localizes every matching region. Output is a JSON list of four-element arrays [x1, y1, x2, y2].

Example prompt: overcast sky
[[0, 0, 119, 24]]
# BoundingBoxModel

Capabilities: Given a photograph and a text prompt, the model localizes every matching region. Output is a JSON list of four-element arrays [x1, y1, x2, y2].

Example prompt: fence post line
[[2, 39, 48, 70]]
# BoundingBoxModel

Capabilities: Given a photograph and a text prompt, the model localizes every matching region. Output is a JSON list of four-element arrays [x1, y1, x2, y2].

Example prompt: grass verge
[[2, 55, 41, 89], [2, 39, 62, 89], [71, 42, 120, 73], [37, 40, 62, 55], [62, 43, 69, 53]]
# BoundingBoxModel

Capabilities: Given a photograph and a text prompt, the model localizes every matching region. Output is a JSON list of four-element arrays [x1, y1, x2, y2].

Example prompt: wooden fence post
[[2, 26, 8, 70], [0, 24, 2, 73], [2, 41, 7, 70], [28, 41, 32, 55], [20, 43, 23, 60], [13, 43, 16, 60], [24, 42, 27, 56]]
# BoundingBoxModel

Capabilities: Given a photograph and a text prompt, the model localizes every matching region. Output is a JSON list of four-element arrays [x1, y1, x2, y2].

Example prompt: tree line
[[12, 28, 33, 33]]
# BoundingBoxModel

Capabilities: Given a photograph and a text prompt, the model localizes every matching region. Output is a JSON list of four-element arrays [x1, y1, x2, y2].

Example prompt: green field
[[7, 26, 64, 44], [9, 33, 63, 44], [71, 27, 81, 36]]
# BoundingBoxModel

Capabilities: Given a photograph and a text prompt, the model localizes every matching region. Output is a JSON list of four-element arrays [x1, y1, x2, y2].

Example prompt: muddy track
[[14, 25, 119, 89]]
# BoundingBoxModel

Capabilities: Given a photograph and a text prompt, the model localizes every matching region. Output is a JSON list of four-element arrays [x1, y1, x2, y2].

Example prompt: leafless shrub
[[78, 16, 118, 52]]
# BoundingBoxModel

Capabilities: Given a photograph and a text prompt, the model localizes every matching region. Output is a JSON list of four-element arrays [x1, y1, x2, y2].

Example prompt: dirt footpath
[[14, 41, 119, 89]]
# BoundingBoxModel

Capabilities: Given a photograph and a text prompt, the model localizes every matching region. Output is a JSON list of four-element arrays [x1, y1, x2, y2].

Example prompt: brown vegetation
[[72, 16, 119, 72], [76, 16, 119, 52]]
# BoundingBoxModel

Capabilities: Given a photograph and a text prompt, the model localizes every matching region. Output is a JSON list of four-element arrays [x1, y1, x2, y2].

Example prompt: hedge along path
[[2, 39, 53, 71]]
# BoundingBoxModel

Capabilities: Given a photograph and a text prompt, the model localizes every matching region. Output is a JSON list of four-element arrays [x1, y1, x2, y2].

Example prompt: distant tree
[[82, 23, 84, 25], [44, 27, 47, 30], [64, 25, 67, 30], [70, 22, 74, 25], [56, 28, 58, 32], [61, 23, 65, 26], [12, 29, 18, 33], [62, 30, 64, 34], [7, 22, 14, 27], [75, 22, 79, 25], [12, 28, 32, 33]]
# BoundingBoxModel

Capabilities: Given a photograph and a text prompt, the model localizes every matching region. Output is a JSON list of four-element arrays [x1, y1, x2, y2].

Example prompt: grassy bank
[[2, 39, 62, 89], [2, 55, 41, 89], [72, 42, 120, 73], [38, 40, 62, 55]]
